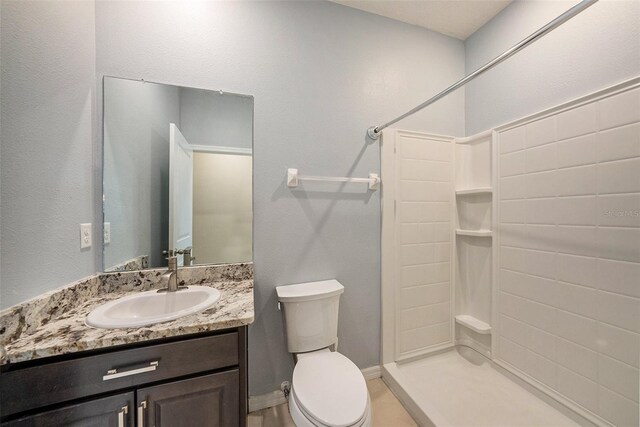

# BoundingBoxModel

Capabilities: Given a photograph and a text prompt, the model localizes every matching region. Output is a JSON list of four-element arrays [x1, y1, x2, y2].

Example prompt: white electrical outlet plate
[[103, 222, 111, 244], [80, 223, 92, 249]]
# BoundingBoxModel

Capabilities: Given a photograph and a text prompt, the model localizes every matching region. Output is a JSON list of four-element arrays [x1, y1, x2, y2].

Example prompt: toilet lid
[[292, 352, 368, 427]]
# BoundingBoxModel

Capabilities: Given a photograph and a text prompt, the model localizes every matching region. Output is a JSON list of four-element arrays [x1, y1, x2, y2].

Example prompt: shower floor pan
[[382, 347, 583, 427]]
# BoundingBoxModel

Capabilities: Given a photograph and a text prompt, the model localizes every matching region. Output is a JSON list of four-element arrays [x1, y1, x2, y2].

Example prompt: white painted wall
[[465, 0, 640, 135], [0, 1, 97, 309], [179, 88, 253, 150], [95, 0, 465, 396], [103, 78, 180, 270]]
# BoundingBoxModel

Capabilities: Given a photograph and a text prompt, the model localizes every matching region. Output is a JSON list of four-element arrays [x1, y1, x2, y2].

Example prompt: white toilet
[[276, 279, 372, 427]]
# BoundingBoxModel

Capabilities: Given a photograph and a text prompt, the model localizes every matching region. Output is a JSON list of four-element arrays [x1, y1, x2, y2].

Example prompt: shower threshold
[[382, 347, 585, 427]]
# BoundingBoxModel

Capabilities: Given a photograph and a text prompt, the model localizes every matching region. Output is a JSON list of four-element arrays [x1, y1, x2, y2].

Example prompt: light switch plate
[[103, 222, 111, 244], [80, 223, 92, 249]]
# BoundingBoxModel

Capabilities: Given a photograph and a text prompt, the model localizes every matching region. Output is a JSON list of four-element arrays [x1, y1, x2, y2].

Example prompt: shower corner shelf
[[456, 229, 492, 237], [455, 315, 492, 335], [455, 187, 492, 196]]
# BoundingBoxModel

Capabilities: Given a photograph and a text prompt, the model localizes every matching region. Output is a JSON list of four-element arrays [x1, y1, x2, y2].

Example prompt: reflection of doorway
[[169, 123, 193, 266], [192, 152, 252, 264]]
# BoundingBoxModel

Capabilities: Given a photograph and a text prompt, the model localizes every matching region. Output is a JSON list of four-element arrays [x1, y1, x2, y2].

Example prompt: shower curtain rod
[[367, 0, 598, 140]]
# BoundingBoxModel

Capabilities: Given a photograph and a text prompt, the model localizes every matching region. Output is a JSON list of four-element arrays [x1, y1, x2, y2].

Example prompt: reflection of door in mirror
[[169, 123, 193, 266]]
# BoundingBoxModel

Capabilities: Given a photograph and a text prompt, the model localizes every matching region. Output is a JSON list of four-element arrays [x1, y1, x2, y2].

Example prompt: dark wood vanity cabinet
[[3, 392, 136, 427], [137, 370, 239, 427], [0, 327, 247, 427]]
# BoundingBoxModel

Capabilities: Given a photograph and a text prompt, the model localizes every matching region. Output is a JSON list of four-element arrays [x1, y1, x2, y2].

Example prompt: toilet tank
[[276, 280, 344, 353]]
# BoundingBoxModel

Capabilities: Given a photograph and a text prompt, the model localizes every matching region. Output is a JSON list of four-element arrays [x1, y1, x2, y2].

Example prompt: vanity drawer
[[0, 331, 238, 417]]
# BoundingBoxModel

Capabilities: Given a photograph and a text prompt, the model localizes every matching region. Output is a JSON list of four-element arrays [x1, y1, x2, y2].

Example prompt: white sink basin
[[86, 286, 221, 329]]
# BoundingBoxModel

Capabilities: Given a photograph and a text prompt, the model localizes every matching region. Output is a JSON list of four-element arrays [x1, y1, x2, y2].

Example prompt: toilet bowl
[[288, 349, 371, 427], [276, 280, 372, 427]]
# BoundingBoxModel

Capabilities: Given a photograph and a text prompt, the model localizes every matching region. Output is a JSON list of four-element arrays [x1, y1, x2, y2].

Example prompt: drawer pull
[[117, 405, 128, 427], [103, 361, 159, 381], [137, 401, 147, 427]]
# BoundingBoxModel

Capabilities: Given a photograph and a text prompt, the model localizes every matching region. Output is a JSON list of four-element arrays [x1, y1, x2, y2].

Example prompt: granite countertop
[[0, 263, 254, 366]]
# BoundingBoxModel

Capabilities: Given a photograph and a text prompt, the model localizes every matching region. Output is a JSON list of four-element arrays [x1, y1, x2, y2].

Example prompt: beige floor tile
[[368, 378, 418, 427], [248, 403, 296, 427], [246, 413, 263, 427], [247, 378, 417, 427]]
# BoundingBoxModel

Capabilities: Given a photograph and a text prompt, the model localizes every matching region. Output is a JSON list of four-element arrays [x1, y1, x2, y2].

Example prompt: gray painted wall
[[464, 0, 640, 135], [4, 0, 637, 402], [5, 0, 636, 400], [95, 1, 465, 396], [103, 78, 180, 270], [0, 1, 97, 309], [1, 0, 464, 396], [179, 88, 253, 150]]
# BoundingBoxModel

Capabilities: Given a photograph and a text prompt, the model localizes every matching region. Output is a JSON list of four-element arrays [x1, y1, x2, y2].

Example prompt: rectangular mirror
[[103, 77, 253, 271]]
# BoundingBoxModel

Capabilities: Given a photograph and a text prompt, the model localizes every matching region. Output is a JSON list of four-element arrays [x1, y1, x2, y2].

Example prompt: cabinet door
[[3, 391, 134, 427], [136, 370, 239, 427]]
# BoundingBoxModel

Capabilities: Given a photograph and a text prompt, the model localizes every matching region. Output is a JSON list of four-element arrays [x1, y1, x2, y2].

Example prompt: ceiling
[[330, 0, 513, 40]]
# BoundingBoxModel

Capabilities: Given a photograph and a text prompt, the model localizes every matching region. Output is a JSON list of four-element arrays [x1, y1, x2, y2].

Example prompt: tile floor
[[247, 378, 417, 427]]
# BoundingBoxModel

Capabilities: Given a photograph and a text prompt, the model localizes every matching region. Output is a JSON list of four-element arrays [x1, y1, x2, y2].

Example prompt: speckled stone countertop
[[0, 263, 254, 366]]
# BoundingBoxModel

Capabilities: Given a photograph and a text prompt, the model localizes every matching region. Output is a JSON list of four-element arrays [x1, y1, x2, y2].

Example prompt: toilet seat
[[291, 351, 369, 427], [289, 385, 371, 427]]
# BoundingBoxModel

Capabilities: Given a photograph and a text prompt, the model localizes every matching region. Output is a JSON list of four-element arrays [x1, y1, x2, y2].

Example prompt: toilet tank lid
[[276, 280, 344, 302]]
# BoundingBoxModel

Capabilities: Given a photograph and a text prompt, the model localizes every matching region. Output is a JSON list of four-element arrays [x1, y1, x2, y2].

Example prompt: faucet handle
[[166, 256, 178, 270], [162, 249, 175, 258]]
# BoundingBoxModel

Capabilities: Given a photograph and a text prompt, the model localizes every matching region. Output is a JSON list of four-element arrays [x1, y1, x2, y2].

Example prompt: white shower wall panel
[[496, 83, 640, 427], [393, 132, 454, 359]]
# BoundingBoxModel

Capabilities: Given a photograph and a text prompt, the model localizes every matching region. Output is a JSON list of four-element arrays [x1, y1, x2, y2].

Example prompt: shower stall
[[380, 78, 640, 426]]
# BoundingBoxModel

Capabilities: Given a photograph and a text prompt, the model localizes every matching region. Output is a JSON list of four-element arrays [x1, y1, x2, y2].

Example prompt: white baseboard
[[248, 365, 382, 413], [248, 390, 287, 413], [361, 365, 382, 380]]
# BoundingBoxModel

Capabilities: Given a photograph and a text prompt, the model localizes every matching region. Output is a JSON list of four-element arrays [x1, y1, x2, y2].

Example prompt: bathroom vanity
[[0, 70, 256, 425], [0, 263, 254, 427], [1, 328, 247, 426]]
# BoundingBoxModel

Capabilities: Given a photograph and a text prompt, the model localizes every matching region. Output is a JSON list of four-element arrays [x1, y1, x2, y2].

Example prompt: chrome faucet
[[164, 248, 195, 267], [175, 247, 195, 267], [158, 255, 187, 293]]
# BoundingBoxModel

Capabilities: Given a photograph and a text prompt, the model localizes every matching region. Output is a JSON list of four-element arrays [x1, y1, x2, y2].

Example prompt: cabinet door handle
[[117, 405, 128, 427], [137, 401, 147, 427], [103, 361, 159, 381]]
